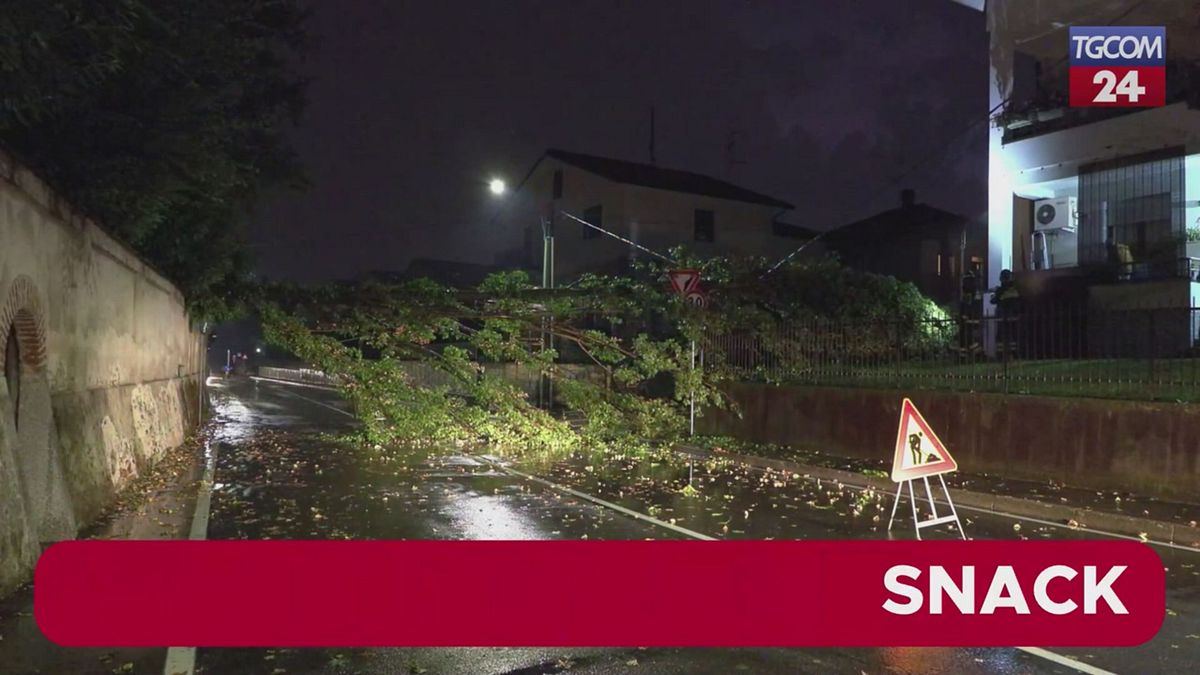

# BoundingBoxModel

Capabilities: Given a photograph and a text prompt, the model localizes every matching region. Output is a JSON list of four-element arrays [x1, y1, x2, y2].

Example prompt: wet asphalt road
[[181, 377, 1200, 675], [4, 376, 1187, 675]]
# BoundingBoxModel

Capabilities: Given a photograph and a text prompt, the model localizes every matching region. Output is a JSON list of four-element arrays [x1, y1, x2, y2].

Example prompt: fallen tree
[[259, 252, 948, 455]]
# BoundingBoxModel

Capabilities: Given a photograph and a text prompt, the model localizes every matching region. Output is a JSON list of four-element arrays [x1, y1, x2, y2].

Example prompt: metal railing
[[706, 306, 1200, 402], [257, 366, 344, 386]]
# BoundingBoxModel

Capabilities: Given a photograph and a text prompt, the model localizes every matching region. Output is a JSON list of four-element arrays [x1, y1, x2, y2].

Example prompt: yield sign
[[668, 269, 701, 296], [890, 398, 957, 482]]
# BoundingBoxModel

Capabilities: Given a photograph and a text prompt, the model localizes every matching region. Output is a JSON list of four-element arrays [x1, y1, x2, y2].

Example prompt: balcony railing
[[997, 59, 1200, 143]]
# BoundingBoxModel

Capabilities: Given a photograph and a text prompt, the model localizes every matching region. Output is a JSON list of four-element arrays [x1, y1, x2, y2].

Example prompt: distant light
[[489, 178, 507, 195], [255, 347, 262, 353]]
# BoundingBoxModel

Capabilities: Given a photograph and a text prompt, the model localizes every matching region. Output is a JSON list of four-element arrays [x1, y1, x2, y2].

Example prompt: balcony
[[997, 59, 1200, 144]]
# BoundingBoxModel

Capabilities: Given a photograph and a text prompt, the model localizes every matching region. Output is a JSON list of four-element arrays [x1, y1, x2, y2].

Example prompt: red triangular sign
[[668, 269, 700, 296], [890, 398, 957, 482]]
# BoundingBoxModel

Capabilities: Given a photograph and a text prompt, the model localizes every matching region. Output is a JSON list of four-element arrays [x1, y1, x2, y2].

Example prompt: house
[[965, 0, 1200, 353], [493, 149, 808, 281], [822, 189, 983, 306]]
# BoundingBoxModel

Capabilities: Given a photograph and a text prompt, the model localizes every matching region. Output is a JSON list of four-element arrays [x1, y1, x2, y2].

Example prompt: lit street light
[[486, 175, 553, 408]]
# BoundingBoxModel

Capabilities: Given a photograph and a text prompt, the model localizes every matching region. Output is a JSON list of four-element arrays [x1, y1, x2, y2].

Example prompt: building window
[[1078, 148, 1185, 277], [583, 205, 602, 239], [694, 209, 714, 242], [552, 170, 563, 199]]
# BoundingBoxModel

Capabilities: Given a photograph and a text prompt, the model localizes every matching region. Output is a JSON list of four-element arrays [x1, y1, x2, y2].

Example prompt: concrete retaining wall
[[700, 382, 1200, 501], [0, 150, 204, 593]]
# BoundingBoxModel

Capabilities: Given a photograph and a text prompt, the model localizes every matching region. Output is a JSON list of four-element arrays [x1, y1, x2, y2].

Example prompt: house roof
[[822, 202, 966, 246], [544, 148, 795, 210], [772, 221, 818, 240]]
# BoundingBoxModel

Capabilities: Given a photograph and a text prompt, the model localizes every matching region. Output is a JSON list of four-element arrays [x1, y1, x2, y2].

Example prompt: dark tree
[[1, 0, 311, 319]]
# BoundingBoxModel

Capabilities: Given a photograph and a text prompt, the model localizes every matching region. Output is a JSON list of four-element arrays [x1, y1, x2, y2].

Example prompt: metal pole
[[540, 216, 555, 409], [689, 339, 696, 436], [887, 481, 904, 531], [198, 325, 206, 428], [547, 235, 555, 408], [908, 480, 922, 541]]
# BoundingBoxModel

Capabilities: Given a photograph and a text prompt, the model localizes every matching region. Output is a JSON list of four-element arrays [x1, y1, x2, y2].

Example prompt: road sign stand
[[886, 398, 966, 540], [887, 473, 965, 540], [669, 269, 706, 485]]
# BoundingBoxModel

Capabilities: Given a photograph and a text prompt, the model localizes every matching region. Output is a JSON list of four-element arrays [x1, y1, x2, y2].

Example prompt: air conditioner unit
[[1033, 197, 1077, 232]]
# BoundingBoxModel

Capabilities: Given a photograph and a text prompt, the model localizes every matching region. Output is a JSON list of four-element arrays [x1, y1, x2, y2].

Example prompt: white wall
[[987, 0, 1200, 303], [497, 158, 794, 280], [0, 149, 204, 593]]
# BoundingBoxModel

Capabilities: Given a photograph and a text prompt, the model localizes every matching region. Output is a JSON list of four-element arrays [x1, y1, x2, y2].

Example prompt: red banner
[[35, 540, 1163, 647], [1069, 66, 1166, 107]]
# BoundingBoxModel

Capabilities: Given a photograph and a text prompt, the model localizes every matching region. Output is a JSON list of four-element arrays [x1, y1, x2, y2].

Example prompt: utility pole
[[540, 213, 555, 409], [724, 129, 746, 179], [689, 339, 696, 437]]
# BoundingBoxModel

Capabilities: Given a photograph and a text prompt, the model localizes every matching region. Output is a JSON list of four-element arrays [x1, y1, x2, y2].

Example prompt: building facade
[[823, 189, 983, 306], [494, 149, 807, 281], [975, 0, 1200, 352]]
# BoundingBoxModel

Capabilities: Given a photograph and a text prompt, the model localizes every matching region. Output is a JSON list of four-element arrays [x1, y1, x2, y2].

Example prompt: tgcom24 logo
[[1069, 26, 1165, 107]]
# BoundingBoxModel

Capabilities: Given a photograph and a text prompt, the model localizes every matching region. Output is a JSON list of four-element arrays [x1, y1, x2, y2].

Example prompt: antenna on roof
[[648, 105, 657, 165], [724, 129, 747, 178]]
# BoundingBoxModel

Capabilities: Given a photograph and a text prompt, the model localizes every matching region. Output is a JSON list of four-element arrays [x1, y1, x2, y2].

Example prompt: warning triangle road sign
[[890, 398, 957, 482], [668, 269, 701, 296]]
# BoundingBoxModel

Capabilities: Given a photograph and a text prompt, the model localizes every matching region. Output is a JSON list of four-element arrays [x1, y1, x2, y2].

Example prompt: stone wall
[[700, 382, 1200, 501], [0, 150, 204, 593]]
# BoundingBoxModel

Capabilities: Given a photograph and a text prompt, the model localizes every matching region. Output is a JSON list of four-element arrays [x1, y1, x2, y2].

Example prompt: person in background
[[990, 269, 1021, 358], [958, 262, 983, 356]]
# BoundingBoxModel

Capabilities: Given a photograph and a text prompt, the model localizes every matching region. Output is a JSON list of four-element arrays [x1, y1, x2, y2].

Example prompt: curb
[[674, 445, 1200, 548]]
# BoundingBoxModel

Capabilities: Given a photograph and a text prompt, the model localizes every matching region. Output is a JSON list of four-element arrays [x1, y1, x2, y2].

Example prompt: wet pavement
[[4, 376, 1199, 674], [195, 378, 1200, 674], [685, 439, 1200, 529]]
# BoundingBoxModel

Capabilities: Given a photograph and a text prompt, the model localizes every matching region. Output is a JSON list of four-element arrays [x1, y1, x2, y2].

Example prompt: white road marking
[[481, 456, 1123, 675], [477, 457, 716, 541], [162, 439, 219, 675], [261, 379, 357, 418], [212, 385, 1137, 674], [1015, 647, 1117, 675]]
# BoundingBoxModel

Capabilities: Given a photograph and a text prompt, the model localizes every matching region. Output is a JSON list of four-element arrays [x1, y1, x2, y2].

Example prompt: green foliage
[[1, 1, 310, 320], [259, 253, 948, 456], [259, 259, 737, 455], [1187, 226, 1200, 243]]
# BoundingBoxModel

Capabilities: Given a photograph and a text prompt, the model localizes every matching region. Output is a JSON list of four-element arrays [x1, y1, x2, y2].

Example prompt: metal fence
[[257, 366, 344, 387], [705, 306, 1200, 402]]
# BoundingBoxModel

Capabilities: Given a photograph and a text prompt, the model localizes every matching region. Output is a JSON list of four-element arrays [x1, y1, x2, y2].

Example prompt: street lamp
[[486, 175, 555, 407]]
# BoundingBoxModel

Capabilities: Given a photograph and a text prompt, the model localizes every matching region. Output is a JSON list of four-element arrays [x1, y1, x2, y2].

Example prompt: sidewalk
[[675, 440, 1200, 548], [0, 430, 209, 675]]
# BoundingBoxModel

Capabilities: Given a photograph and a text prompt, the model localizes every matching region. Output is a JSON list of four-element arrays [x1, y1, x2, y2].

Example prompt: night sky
[[251, 0, 987, 282]]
